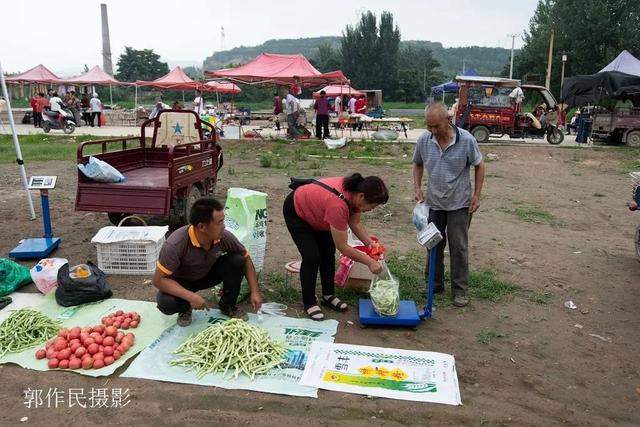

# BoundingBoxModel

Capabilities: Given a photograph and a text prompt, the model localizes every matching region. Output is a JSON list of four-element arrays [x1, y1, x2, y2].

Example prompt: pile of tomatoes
[[34, 311, 141, 370], [101, 310, 140, 329]]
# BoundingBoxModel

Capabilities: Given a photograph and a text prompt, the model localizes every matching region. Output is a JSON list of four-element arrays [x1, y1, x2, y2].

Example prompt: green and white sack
[[218, 188, 268, 301]]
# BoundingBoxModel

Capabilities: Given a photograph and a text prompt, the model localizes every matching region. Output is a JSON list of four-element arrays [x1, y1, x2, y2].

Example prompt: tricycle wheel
[[547, 127, 564, 145], [184, 185, 202, 223], [471, 126, 490, 143], [625, 130, 640, 147], [635, 224, 640, 261], [108, 212, 125, 225]]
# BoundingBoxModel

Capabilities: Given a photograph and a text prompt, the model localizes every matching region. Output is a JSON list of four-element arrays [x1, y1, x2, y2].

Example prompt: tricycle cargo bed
[[75, 110, 222, 221]]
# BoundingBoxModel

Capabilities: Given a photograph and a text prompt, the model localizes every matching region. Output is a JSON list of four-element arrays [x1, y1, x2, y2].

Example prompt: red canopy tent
[[204, 80, 241, 94], [313, 84, 363, 98], [5, 64, 62, 84], [204, 53, 348, 87], [135, 66, 202, 91], [62, 65, 123, 86]]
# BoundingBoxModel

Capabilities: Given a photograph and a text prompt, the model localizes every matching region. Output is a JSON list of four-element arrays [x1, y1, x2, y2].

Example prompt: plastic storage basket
[[91, 226, 168, 275]]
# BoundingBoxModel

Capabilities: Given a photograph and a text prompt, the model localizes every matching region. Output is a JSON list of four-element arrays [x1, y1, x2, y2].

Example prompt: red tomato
[[87, 343, 99, 355], [58, 348, 72, 360], [53, 339, 68, 352], [69, 327, 81, 340], [93, 335, 103, 345], [81, 327, 91, 334], [103, 336, 115, 347], [104, 356, 114, 366], [80, 332, 90, 341], [93, 359, 105, 369], [48, 358, 59, 369], [83, 337, 95, 346], [121, 322, 130, 330], [113, 350, 121, 360], [35, 349, 46, 360], [105, 326, 117, 337], [120, 343, 130, 353], [93, 325, 105, 334], [130, 320, 139, 328], [113, 321, 122, 329], [74, 347, 86, 357], [93, 352, 104, 360], [58, 359, 69, 369], [70, 343, 81, 353], [57, 328, 68, 338], [69, 359, 82, 369], [115, 332, 124, 343], [51, 351, 58, 360], [69, 338, 80, 346], [103, 346, 114, 356], [82, 357, 93, 369], [46, 348, 55, 359], [115, 310, 124, 316]]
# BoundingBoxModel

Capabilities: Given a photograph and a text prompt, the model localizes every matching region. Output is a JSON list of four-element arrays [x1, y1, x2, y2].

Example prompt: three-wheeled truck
[[75, 110, 223, 225], [454, 75, 564, 144]]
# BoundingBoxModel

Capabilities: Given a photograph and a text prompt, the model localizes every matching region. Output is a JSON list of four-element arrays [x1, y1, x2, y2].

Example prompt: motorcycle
[[41, 105, 76, 134]]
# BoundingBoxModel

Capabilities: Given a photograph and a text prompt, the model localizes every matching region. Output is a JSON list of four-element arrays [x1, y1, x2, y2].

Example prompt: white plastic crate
[[91, 226, 168, 275]]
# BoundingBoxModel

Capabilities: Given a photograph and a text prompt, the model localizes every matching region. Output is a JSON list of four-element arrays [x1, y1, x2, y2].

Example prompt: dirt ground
[[0, 140, 639, 426]]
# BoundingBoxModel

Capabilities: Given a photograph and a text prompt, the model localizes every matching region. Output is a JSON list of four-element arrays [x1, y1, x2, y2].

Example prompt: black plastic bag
[[55, 262, 112, 307]]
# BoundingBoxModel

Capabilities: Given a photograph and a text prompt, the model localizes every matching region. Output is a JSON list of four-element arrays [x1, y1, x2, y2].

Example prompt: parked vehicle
[[42, 106, 76, 134], [591, 108, 640, 147], [454, 76, 564, 145], [75, 110, 223, 225]]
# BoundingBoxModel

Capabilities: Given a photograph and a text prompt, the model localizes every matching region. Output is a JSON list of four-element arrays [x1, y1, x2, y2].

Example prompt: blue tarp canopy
[[431, 69, 478, 95]]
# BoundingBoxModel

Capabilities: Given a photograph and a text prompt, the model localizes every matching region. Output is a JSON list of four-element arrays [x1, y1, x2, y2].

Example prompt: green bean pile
[[170, 319, 287, 380], [0, 308, 61, 357]]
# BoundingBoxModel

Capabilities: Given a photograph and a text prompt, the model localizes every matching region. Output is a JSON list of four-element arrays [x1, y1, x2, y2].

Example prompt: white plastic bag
[[412, 202, 430, 231], [78, 156, 126, 183], [30, 258, 68, 294], [324, 137, 347, 150], [369, 262, 399, 317]]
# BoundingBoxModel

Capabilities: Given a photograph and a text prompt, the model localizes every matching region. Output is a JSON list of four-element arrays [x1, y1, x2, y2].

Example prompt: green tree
[[115, 47, 169, 82], [513, 0, 640, 95], [312, 42, 341, 72], [341, 11, 401, 96], [397, 45, 443, 101]]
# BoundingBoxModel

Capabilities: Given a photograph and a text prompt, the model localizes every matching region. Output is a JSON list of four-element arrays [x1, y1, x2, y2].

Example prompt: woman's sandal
[[306, 305, 325, 321], [321, 295, 348, 312]]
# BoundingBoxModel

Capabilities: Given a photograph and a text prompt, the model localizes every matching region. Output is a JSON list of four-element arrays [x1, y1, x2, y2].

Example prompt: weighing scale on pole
[[10, 176, 61, 259], [359, 222, 443, 327]]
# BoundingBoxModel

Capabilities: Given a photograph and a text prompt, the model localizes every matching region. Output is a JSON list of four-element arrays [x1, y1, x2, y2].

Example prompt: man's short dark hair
[[320, 90, 326, 95], [189, 197, 224, 226]]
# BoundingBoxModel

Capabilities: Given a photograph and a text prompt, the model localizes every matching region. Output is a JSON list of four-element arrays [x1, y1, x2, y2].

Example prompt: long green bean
[[0, 308, 61, 357], [169, 319, 287, 380]]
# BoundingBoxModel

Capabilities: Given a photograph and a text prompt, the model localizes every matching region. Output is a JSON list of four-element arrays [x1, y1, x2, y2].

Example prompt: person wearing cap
[[153, 198, 262, 326]]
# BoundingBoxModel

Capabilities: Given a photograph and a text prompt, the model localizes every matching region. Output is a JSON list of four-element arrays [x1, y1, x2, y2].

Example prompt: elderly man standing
[[412, 103, 485, 307]]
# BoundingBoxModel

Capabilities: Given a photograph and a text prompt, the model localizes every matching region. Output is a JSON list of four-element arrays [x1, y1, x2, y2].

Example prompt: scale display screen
[[28, 176, 57, 190]]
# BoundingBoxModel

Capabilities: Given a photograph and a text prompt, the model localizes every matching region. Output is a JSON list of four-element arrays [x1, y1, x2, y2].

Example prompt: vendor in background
[[30, 92, 40, 128], [334, 94, 342, 114], [285, 89, 300, 139], [89, 93, 103, 127], [153, 198, 262, 326], [80, 93, 91, 126], [348, 94, 357, 114], [314, 90, 331, 140], [413, 103, 485, 307], [172, 101, 183, 110], [193, 90, 205, 115], [66, 91, 81, 127], [273, 92, 283, 131], [616, 91, 634, 113], [283, 173, 388, 320]]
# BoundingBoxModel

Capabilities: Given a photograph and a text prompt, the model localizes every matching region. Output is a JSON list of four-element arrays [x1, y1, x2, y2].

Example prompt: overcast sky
[[0, 0, 538, 76]]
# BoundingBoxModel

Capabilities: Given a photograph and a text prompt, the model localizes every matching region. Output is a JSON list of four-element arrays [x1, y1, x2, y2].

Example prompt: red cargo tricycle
[[75, 110, 223, 225]]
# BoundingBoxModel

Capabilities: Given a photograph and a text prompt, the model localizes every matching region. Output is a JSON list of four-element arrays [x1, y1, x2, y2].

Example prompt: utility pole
[[560, 53, 568, 93], [508, 33, 518, 79], [422, 66, 426, 95], [545, 29, 555, 90], [462, 59, 466, 74]]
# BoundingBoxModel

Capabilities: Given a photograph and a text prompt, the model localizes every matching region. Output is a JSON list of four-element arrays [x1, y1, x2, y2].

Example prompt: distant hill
[[202, 37, 514, 78]]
